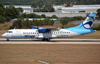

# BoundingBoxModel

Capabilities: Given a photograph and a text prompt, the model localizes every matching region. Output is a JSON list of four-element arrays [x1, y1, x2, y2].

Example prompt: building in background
[[60, 5, 100, 13], [5, 5, 100, 17], [5, 5, 33, 14]]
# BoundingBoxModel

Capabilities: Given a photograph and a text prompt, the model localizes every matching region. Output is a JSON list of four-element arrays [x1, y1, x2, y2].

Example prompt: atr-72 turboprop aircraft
[[2, 13, 96, 41]]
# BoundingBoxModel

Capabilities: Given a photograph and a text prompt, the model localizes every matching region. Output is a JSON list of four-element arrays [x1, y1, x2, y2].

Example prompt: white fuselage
[[2, 29, 80, 39]]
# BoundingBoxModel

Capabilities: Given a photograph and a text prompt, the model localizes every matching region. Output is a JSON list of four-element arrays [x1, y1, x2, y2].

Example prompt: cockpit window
[[7, 31, 13, 33]]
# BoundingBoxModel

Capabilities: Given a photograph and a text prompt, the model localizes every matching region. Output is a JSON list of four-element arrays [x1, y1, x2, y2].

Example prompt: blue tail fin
[[76, 13, 96, 29], [82, 13, 96, 29], [63, 13, 96, 35]]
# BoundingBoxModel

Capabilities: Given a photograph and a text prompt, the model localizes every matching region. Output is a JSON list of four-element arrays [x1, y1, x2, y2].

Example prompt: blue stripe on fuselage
[[11, 35, 35, 38], [25, 35, 35, 38], [11, 35, 24, 38], [62, 28, 96, 35]]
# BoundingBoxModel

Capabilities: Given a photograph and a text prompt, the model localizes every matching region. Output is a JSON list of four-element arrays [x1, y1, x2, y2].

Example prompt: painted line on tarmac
[[38, 60, 50, 64], [0, 42, 100, 44], [0, 39, 100, 44]]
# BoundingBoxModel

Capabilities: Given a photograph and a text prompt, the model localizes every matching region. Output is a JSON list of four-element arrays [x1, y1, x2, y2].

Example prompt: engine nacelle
[[30, 26, 38, 29], [39, 28, 51, 33]]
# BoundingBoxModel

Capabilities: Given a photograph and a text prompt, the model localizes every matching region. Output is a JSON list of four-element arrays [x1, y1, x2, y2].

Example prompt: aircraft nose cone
[[2, 34, 5, 37]]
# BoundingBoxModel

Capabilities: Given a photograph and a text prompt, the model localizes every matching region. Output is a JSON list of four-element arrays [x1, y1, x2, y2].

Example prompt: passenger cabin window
[[7, 31, 13, 33], [23, 32, 25, 34], [23, 32, 27, 34]]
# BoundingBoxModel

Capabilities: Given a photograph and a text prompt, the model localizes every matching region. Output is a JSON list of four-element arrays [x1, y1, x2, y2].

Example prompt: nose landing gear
[[7, 39, 9, 41]]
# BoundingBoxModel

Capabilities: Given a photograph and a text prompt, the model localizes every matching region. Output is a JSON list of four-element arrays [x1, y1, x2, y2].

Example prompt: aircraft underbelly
[[36, 34, 57, 39]]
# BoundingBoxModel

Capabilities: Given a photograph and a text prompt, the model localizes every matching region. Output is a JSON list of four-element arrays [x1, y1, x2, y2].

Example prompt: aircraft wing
[[30, 26, 59, 33], [40, 28, 58, 30]]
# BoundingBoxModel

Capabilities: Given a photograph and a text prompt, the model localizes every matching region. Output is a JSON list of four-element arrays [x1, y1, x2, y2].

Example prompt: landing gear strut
[[42, 38, 45, 41], [7, 39, 9, 41], [46, 38, 50, 41], [42, 38, 50, 41]]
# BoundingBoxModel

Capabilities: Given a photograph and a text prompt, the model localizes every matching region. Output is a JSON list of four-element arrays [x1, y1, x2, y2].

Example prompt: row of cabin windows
[[23, 32, 70, 34], [23, 32, 38, 34]]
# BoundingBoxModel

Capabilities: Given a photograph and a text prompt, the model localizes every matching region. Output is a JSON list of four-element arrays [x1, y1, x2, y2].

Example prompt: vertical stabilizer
[[82, 13, 96, 29], [68, 13, 96, 30]]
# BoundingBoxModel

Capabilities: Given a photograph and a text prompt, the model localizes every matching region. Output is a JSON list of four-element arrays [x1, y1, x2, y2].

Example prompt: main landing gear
[[42, 38, 50, 41]]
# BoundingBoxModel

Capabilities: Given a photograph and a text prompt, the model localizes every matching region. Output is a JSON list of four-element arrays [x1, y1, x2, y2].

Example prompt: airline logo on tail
[[82, 13, 96, 29], [83, 17, 94, 29]]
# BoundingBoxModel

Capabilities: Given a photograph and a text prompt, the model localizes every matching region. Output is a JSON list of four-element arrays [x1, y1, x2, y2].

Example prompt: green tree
[[49, 7, 55, 12], [0, 2, 5, 16], [33, 9, 37, 12], [22, 19, 31, 28], [33, 20, 40, 26], [31, 2, 37, 8], [12, 6, 20, 18], [97, 9, 100, 18], [0, 16, 6, 23], [0, 2, 4, 9], [60, 17, 70, 26], [42, 7, 48, 12], [26, 13, 36, 18], [21, 13, 27, 18], [6, 6, 19, 19], [45, 3, 51, 9], [12, 19, 23, 28], [93, 25, 100, 30], [5, 8, 11, 18], [38, 0, 44, 8], [49, 20, 54, 25], [17, 7, 23, 14], [0, 7, 4, 16], [41, 14, 46, 18], [52, 15, 58, 19], [6, 16, 11, 22]]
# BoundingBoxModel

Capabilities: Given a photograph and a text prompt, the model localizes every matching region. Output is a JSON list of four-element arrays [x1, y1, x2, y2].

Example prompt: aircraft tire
[[42, 38, 45, 41], [7, 39, 9, 41], [46, 38, 50, 41]]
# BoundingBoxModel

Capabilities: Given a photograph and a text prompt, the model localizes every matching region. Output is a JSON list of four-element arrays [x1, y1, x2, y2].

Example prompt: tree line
[[33, 7, 55, 12], [10, 18, 54, 29], [0, 0, 100, 5], [21, 13, 58, 19], [32, 2, 55, 12], [60, 16, 85, 27]]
